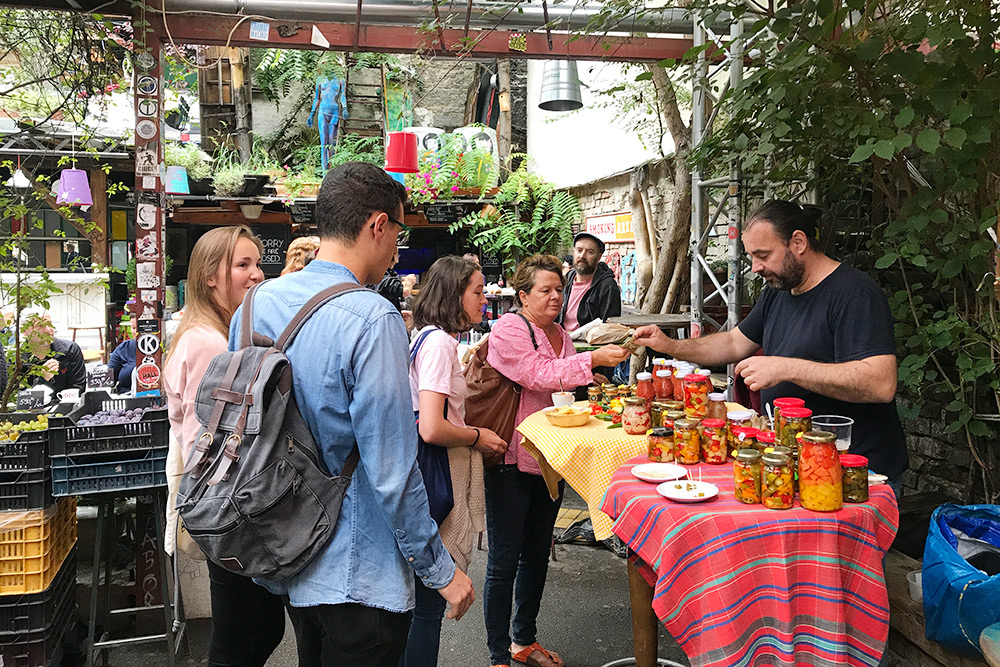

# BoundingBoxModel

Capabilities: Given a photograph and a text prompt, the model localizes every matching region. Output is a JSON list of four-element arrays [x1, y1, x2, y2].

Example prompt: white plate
[[868, 472, 888, 486], [657, 480, 720, 503], [631, 462, 687, 484]]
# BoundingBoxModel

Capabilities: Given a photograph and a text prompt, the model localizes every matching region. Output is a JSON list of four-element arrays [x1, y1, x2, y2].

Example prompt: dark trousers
[[483, 464, 564, 665], [206, 560, 285, 667], [399, 577, 448, 667], [286, 600, 412, 667]]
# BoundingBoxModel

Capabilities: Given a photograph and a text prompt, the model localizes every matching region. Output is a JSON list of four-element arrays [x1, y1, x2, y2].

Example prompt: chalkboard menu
[[251, 225, 290, 276], [424, 203, 467, 226]]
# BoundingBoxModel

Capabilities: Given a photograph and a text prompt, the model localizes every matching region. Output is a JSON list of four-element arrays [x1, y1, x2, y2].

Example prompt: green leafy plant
[[406, 132, 496, 204], [449, 155, 580, 275], [163, 141, 212, 180]]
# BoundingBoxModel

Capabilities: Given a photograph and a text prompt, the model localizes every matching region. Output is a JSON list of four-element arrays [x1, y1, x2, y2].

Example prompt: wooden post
[[627, 559, 660, 667], [229, 47, 252, 161], [496, 60, 512, 172], [88, 167, 108, 267]]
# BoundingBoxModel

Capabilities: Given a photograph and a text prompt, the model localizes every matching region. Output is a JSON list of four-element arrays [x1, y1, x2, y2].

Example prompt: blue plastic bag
[[923, 503, 1000, 656]]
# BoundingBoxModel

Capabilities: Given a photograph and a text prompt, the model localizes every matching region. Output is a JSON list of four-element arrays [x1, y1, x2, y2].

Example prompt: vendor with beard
[[632, 200, 908, 495], [559, 232, 622, 385]]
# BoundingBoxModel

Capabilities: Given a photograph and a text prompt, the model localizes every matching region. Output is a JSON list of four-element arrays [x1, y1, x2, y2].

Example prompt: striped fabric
[[600, 456, 899, 667]]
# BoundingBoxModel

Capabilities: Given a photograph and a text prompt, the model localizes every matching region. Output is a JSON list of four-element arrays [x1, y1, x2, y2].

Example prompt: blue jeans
[[399, 577, 448, 667], [483, 465, 564, 665]]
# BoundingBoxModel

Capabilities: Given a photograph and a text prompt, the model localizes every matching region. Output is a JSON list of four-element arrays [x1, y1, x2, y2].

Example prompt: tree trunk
[[630, 167, 654, 308], [496, 60, 512, 172]]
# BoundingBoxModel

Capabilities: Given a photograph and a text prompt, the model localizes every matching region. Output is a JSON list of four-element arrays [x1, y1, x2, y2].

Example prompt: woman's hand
[[591, 344, 630, 369], [473, 427, 507, 457]]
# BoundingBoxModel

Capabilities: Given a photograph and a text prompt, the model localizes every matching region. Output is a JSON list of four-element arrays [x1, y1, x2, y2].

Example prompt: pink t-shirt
[[163, 324, 228, 462], [409, 327, 467, 428], [562, 276, 594, 331]]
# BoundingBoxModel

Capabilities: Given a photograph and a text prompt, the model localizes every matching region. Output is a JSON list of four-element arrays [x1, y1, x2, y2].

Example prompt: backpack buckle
[[223, 434, 242, 462]]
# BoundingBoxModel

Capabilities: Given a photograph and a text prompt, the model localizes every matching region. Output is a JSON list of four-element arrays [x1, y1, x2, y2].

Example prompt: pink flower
[[451, 172, 458, 177], [451, 185, 459, 192]]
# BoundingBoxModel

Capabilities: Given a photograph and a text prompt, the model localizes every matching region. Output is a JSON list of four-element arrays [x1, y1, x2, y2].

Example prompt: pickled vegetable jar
[[587, 385, 602, 405], [707, 393, 727, 420], [727, 410, 754, 452], [635, 372, 655, 407], [799, 430, 842, 512], [840, 454, 869, 503], [673, 418, 701, 464], [683, 374, 710, 418], [664, 410, 686, 430], [756, 430, 776, 453], [700, 418, 727, 464], [650, 401, 670, 428], [733, 449, 762, 504], [602, 383, 619, 402], [622, 397, 651, 435], [654, 370, 672, 399], [773, 397, 806, 431], [663, 400, 684, 412], [619, 384, 633, 398], [647, 427, 674, 462], [731, 426, 759, 455], [761, 452, 794, 509], [779, 406, 813, 450]]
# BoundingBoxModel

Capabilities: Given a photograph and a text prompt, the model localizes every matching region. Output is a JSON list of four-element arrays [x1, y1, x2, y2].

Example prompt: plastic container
[[647, 428, 674, 462], [672, 419, 701, 465], [906, 570, 922, 603], [799, 430, 842, 512], [0, 547, 76, 634], [812, 415, 854, 453], [733, 449, 762, 504], [0, 414, 50, 472], [47, 390, 168, 459], [50, 447, 168, 497], [840, 454, 869, 503], [0, 552, 76, 666], [682, 374, 710, 418], [700, 418, 727, 464], [0, 468, 54, 513], [0, 498, 77, 595], [622, 397, 651, 435]]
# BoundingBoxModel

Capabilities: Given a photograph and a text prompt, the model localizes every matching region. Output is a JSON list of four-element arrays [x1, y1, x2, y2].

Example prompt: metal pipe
[[164, 0, 710, 36]]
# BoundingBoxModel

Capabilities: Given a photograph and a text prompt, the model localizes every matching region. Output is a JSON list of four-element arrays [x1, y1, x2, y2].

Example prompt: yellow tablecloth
[[517, 401, 745, 540]]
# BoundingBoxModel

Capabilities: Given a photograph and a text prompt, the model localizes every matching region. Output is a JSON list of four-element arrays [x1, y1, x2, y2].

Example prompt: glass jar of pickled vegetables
[[727, 409, 754, 451], [663, 400, 684, 412], [619, 384, 633, 398], [756, 430, 776, 453], [762, 452, 794, 509], [773, 397, 806, 431], [647, 427, 674, 462], [635, 372, 655, 407], [650, 401, 670, 428], [654, 370, 672, 399], [603, 383, 619, 402], [682, 374, 709, 418], [622, 397, 651, 435], [587, 385, 602, 405], [734, 449, 762, 504], [840, 454, 869, 503], [799, 430, 842, 512], [664, 410, 686, 429], [731, 426, 758, 455], [707, 393, 727, 420], [700, 418, 727, 464], [779, 406, 812, 450], [673, 418, 701, 464]]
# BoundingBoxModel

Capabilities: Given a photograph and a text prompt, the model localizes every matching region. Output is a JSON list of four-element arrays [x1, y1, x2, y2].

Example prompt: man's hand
[[631, 325, 672, 355], [41, 359, 59, 381], [593, 373, 609, 385], [734, 355, 794, 392], [439, 569, 475, 620]]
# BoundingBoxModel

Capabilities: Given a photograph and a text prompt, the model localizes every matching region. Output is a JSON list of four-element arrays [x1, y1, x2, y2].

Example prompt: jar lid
[[602, 383, 617, 389], [673, 418, 699, 429], [771, 445, 793, 457], [696, 368, 712, 376], [773, 397, 806, 408], [651, 401, 672, 410], [653, 358, 667, 365], [735, 448, 761, 461], [664, 401, 684, 409], [683, 373, 706, 382], [636, 372, 653, 381], [623, 397, 646, 406], [733, 427, 760, 439], [756, 430, 776, 443], [762, 452, 790, 466], [782, 407, 813, 418], [801, 429, 836, 443], [727, 410, 754, 420], [655, 370, 672, 377], [839, 454, 869, 467], [649, 427, 672, 437], [702, 418, 726, 427], [665, 410, 686, 419], [708, 392, 725, 401]]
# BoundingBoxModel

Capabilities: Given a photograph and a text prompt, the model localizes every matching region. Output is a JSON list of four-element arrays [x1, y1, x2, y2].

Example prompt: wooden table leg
[[628, 558, 659, 667]]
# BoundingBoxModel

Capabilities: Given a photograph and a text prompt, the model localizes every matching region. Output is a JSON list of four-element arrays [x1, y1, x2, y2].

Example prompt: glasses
[[384, 212, 411, 247]]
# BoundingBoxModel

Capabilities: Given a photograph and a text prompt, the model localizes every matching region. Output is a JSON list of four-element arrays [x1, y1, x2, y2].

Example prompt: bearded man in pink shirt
[[558, 232, 622, 384]]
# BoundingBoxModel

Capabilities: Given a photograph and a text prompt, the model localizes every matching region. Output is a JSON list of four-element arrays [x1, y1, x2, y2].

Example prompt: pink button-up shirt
[[487, 312, 593, 475]]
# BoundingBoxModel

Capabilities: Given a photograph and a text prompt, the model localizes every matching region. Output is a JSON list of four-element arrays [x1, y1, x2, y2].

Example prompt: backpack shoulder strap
[[409, 327, 438, 366], [340, 443, 360, 479], [275, 282, 371, 351], [239, 280, 274, 349], [515, 312, 539, 350]]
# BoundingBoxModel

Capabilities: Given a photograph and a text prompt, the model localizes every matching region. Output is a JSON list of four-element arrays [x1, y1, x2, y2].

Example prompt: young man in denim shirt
[[230, 162, 474, 666]]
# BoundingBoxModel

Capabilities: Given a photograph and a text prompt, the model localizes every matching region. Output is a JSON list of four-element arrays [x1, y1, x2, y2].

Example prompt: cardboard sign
[[16, 390, 45, 411], [88, 366, 116, 389]]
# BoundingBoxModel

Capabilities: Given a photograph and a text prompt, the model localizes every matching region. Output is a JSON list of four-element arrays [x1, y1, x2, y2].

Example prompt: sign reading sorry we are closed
[[585, 211, 634, 244]]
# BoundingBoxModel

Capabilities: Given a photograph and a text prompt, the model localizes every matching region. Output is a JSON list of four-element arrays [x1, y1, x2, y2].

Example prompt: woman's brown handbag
[[463, 315, 537, 467]]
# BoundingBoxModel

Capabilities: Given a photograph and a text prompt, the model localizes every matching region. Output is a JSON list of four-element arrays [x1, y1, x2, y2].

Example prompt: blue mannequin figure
[[307, 75, 348, 173]]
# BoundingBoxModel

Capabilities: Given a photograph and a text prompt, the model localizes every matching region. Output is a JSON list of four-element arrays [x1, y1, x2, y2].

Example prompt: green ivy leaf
[[916, 128, 940, 153], [894, 107, 915, 128], [634, 72, 653, 82], [943, 127, 967, 148], [941, 258, 964, 278], [849, 143, 876, 163], [875, 251, 899, 269]]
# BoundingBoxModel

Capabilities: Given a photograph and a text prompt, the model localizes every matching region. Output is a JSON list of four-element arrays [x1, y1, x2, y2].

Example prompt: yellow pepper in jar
[[673, 419, 701, 465]]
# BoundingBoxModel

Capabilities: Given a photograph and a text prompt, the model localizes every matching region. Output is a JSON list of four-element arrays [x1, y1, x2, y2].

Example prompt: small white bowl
[[551, 392, 575, 409]]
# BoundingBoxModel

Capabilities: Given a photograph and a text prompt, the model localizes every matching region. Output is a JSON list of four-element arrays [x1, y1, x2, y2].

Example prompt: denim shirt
[[229, 260, 455, 611]]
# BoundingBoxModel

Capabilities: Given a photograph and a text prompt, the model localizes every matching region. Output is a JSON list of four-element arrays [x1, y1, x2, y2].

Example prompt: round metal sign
[[136, 75, 158, 95], [134, 52, 156, 71], [136, 119, 158, 140]]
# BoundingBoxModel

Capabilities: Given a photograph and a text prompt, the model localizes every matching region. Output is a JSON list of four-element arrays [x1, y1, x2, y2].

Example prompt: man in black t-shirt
[[633, 200, 908, 487]]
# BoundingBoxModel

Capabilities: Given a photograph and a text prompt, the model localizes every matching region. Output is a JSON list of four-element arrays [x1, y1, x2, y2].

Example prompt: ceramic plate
[[868, 472, 888, 486], [631, 462, 687, 484], [657, 480, 720, 503]]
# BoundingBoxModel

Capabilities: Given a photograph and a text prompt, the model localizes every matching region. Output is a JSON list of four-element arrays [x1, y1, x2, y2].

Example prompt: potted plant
[[405, 131, 496, 204], [164, 142, 213, 194]]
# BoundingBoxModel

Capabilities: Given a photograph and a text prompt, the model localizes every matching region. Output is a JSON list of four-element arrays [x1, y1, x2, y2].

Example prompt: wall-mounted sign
[[136, 119, 158, 140], [584, 211, 634, 244], [136, 75, 158, 95], [424, 203, 466, 226], [134, 51, 156, 71]]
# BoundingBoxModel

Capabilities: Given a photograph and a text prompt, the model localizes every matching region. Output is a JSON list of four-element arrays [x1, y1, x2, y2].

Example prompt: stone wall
[[898, 396, 983, 501], [407, 58, 479, 130]]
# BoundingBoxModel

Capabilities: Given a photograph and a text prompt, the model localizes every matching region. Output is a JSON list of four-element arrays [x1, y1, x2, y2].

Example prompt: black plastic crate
[[50, 447, 168, 497], [0, 563, 75, 667], [0, 414, 49, 473], [0, 467, 54, 512], [48, 391, 167, 460], [0, 547, 76, 635]]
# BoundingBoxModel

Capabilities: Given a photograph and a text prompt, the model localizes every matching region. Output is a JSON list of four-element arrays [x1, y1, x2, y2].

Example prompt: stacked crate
[[0, 413, 78, 666]]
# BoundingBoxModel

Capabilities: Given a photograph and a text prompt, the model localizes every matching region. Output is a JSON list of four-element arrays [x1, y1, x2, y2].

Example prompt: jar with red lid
[[840, 454, 869, 503], [756, 430, 776, 453], [779, 406, 813, 450], [731, 426, 759, 454], [635, 372, 655, 407], [726, 409, 754, 452], [647, 427, 674, 462], [622, 397, 651, 435], [654, 370, 672, 399], [672, 418, 701, 464], [733, 449, 762, 504], [682, 374, 710, 418], [799, 430, 842, 512], [773, 397, 806, 431], [700, 418, 727, 464]]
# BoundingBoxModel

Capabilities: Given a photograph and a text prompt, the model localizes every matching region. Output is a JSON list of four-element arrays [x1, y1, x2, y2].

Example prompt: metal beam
[[158, 15, 693, 63]]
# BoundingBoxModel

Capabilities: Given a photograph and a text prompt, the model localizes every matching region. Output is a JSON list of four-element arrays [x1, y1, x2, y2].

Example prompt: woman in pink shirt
[[483, 254, 629, 667], [162, 226, 281, 667]]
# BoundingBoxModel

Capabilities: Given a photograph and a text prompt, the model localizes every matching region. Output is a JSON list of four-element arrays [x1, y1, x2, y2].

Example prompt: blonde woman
[[162, 226, 282, 667], [281, 235, 321, 275]]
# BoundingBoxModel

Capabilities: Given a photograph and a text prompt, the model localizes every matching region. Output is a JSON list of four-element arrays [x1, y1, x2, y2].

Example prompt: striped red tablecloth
[[600, 456, 899, 667]]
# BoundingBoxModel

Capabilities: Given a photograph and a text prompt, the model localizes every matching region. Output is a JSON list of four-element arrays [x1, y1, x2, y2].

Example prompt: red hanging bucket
[[384, 131, 419, 173]]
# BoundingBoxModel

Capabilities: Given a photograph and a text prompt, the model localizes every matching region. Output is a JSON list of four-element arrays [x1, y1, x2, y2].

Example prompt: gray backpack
[[176, 281, 363, 581]]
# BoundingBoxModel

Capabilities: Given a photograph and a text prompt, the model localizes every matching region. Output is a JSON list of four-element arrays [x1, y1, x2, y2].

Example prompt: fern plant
[[449, 155, 580, 275], [406, 132, 495, 204]]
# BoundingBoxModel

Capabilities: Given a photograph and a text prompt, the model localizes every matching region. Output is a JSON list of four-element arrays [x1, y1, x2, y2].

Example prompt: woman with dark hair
[[483, 254, 630, 667], [401, 256, 507, 667]]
